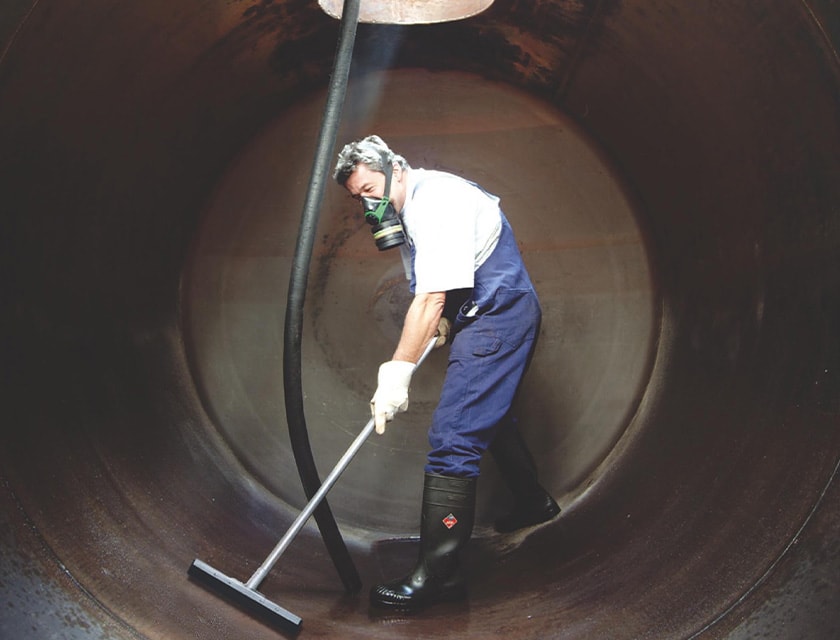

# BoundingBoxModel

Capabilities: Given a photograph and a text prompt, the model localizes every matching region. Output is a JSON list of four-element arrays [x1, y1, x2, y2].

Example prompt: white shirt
[[400, 169, 502, 293]]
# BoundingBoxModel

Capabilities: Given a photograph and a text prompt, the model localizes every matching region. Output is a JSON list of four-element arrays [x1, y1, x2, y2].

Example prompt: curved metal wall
[[1, 1, 839, 638]]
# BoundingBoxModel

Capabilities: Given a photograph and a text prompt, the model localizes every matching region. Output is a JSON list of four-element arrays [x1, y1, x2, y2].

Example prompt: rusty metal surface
[[1, 1, 840, 639]]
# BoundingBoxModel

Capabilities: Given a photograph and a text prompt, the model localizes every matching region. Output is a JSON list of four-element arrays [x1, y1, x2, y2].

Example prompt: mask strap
[[364, 152, 394, 224], [381, 151, 393, 201]]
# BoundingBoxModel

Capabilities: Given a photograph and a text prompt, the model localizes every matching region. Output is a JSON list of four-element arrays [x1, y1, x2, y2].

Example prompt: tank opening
[[318, 0, 495, 24]]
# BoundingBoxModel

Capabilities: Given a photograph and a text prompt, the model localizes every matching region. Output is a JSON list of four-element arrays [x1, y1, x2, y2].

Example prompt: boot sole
[[370, 584, 467, 612]]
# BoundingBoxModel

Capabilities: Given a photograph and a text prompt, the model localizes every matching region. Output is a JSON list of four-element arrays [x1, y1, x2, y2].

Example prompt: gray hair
[[333, 134, 410, 186]]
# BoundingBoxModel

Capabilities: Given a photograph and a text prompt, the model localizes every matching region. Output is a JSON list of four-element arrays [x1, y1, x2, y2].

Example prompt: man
[[333, 135, 559, 612]]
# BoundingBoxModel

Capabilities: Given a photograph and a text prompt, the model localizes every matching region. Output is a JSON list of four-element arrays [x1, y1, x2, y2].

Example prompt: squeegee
[[188, 337, 438, 634]]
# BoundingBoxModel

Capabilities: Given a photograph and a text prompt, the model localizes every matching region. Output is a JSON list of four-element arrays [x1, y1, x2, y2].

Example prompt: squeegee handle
[[246, 337, 438, 590]]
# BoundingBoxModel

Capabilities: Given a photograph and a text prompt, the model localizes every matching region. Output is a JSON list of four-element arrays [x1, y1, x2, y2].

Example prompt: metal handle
[[246, 337, 439, 589]]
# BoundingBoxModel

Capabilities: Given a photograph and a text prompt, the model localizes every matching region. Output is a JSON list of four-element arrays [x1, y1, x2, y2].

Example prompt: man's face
[[344, 162, 406, 213], [344, 163, 387, 201], [343, 161, 408, 250]]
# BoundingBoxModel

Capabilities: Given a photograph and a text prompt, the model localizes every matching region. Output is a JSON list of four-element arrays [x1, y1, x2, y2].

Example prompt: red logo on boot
[[442, 513, 458, 529]]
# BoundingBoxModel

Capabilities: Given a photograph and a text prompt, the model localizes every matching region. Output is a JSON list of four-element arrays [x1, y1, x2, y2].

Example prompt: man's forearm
[[393, 291, 446, 362]]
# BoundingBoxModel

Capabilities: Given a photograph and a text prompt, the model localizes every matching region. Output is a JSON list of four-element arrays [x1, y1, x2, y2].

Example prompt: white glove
[[370, 360, 415, 434], [434, 317, 451, 348]]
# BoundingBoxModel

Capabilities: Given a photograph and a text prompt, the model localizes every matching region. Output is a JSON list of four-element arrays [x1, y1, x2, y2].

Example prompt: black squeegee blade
[[188, 559, 303, 634]]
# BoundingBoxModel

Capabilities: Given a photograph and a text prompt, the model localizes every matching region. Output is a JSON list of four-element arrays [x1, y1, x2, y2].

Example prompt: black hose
[[282, 0, 362, 594]]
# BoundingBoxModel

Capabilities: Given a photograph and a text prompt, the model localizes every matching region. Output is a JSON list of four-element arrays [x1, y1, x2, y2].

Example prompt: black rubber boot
[[370, 473, 476, 611], [490, 426, 560, 533]]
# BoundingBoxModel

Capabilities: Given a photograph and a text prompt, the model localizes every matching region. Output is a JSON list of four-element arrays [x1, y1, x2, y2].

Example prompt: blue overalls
[[410, 212, 542, 478]]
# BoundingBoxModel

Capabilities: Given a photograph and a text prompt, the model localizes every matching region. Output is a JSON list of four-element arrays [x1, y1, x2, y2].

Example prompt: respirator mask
[[362, 154, 406, 251]]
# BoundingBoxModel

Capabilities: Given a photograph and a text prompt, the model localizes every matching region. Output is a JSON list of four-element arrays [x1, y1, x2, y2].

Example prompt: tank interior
[[1, 1, 839, 638]]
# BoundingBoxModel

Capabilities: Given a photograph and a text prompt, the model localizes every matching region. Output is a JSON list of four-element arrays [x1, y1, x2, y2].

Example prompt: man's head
[[333, 134, 410, 188], [334, 135, 411, 251]]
